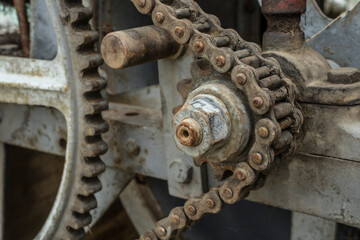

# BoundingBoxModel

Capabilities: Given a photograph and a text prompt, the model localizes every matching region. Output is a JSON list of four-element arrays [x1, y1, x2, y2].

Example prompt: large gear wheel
[[0, 0, 108, 239]]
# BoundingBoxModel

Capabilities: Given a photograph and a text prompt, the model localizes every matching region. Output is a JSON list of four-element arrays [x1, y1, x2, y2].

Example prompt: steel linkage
[[131, 0, 304, 239]]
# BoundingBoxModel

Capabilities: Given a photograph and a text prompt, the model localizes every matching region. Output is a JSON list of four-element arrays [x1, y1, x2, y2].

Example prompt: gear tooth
[[84, 76, 107, 92], [82, 157, 106, 177], [67, 227, 86, 240], [69, 212, 92, 230], [80, 177, 102, 196], [68, 7, 93, 26], [83, 135, 108, 157], [77, 30, 99, 50], [84, 92, 108, 114], [73, 195, 97, 214], [85, 115, 109, 136], [78, 53, 103, 70]]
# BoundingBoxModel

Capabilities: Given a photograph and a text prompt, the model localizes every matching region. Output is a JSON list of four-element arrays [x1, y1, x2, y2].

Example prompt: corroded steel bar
[[101, 25, 180, 69], [13, 0, 30, 57], [262, 0, 306, 15]]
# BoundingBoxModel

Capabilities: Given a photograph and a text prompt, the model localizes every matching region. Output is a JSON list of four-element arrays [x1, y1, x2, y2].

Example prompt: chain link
[[132, 0, 304, 239]]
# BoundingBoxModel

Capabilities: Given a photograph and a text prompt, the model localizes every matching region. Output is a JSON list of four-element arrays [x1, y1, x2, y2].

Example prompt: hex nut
[[169, 159, 193, 183]]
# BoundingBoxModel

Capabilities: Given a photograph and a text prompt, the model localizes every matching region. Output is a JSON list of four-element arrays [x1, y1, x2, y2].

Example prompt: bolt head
[[252, 153, 263, 165], [206, 199, 215, 209], [258, 127, 269, 138], [174, 26, 184, 37], [194, 41, 204, 53], [236, 170, 247, 181], [155, 12, 165, 23], [156, 226, 166, 237], [236, 73, 247, 85], [137, 0, 146, 7], [187, 205, 197, 216], [253, 97, 264, 109], [215, 55, 225, 67], [223, 187, 233, 199], [176, 118, 203, 147]]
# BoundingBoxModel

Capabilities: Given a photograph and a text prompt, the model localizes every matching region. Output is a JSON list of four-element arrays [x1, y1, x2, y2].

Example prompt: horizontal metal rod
[[101, 25, 180, 69]]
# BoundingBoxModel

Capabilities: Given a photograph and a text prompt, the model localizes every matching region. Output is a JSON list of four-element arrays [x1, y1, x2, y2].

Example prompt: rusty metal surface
[[101, 25, 180, 69], [262, 0, 306, 15]]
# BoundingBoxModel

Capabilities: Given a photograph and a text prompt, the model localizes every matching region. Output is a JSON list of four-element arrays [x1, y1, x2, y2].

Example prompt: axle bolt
[[236, 170, 246, 181], [174, 26, 184, 37], [171, 215, 180, 224], [156, 226, 166, 237], [253, 97, 264, 109], [215, 55, 225, 67], [258, 127, 269, 138], [155, 12, 165, 23], [252, 153, 263, 165], [236, 73, 247, 85], [194, 41, 204, 53], [187, 205, 197, 216], [223, 188, 233, 199], [206, 199, 215, 209], [176, 118, 203, 146], [137, 0, 146, 7]]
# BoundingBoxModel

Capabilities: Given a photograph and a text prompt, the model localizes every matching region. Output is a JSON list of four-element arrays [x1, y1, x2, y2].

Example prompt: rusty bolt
[[171, 215, 180, 224], [194, 41, 204, 53], [215, 55, 225, 67], [174, 26, 185, 37], [155, 12, 165, 23], [156, 226, 167, 237], [223, 188, 233, 199], [187, 205, 197, 216], [253, 97, 264, 109], [137, 0, 146, 7], [125, 138, 140, 157], [252, 153, 263, 165], [176, 118, 203, 147], [236, 170, 247, 181], [258, 127, 269, 138], [206, 199, 215, 209], [236, 73, 247, 85]]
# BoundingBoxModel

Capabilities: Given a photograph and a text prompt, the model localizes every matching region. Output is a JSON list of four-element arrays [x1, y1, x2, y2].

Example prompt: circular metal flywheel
[[0, 0, 108, 239]]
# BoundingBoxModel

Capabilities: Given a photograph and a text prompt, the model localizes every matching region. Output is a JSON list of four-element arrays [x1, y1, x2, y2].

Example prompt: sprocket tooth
[[85, 115, 109, 136], [68, 7, 93, 26], [70, 212, 92, 230], [82, 157, 106, 177], [79, 177, 102, 196], [83, 76, 107, 92], [83, 136, 108, 157], [78, 53, 103, 70], [75, 31, 99, 50], [84, 92, 109, 114], [73, 195, 97, 214]]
